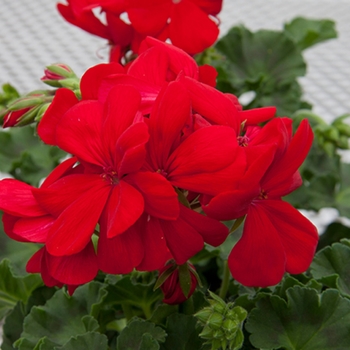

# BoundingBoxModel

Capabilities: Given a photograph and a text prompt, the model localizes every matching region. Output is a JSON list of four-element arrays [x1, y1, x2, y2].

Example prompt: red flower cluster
[[0, 38, 318, 293], [57, 0, 222, 61]]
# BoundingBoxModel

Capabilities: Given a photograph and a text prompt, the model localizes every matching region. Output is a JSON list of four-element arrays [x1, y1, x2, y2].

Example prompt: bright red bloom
[[127, 0, 222, 54], [97, 81, 232, 272], [203, 119, 319, 287], [57, 0, 136, 62], [57, 0, 222, 62], [33, 85, 150, 257], [0, 158, 99, 290]]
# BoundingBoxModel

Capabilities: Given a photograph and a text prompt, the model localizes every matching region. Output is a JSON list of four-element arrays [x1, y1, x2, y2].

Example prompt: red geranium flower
[[33, 85, 151, 257], [0, 158, 99, 291], [127, 0, 222, 54], [203, 119, 319, 287]]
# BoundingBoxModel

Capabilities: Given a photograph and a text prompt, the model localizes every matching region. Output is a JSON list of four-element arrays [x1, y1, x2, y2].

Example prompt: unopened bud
[[41, 63, 79, 89], [2, 92, 53, 128], [155, 261, 198, 305]]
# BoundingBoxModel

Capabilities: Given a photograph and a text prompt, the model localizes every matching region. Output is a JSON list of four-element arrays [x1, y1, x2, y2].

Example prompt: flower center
[[156, 169, 168, 177], [102, 166, 119, 185], [237, 135, 250, 147], [258, 189, 268, 200]]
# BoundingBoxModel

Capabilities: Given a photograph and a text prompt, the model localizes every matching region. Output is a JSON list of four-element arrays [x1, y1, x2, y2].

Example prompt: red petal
[[127, 0, 171, 35], [136, 215, 171, 271], [126, 172, 179, 220], [38, 88, 78, 145], [98, 220, 144, 274], [102, 85, 141, 146], [99, 75, 160, 114], [239, 107, 276, 126], [190, 0, 223, 15], [179, 205, 229, 246], [198, 64, 218, 87], [203, 188, 258, 221], [260, 200, 318, 274], [263, 119, 314, 196], [181, 76, 240, 131], [26, 247, 45, 273], [148, 81, 191, 169], [55, 101, 106, 167], [228, 203, 286, 287], [80, 63, 125, 100], [57, 3, 111, 40], [45, 177, 110, 256], [169, 0, 219, 54], [13, 216, 54, 243], [41, 157, 79, 189], [138, 37, 199, 79], [46, 241, 98, 285], [33, 174, 105, 217], [2, 214, 28, 242], [0, 179, 46, 217], [106, 12, 133, 46], [104, 181, 144, 238], [128, 46, 169, 87], [167, 126, 238, 194], [160, 215, 204, 265]]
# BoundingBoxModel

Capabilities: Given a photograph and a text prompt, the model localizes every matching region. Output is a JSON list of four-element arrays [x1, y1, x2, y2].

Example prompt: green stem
[[121, 303, 134, 321], [141, 303, 153, 319], [219, 260, 230, 300]]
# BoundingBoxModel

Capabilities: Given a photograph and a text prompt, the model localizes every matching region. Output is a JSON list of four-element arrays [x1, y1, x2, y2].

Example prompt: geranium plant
[[0, 1, 350, 349]]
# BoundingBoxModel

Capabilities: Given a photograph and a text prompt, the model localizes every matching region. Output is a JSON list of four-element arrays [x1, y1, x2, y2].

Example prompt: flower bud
[[155, 261, 198, 305], [1, 92, 53, 128], [41, 63, 80, 89], [195, 291, 247, 350]]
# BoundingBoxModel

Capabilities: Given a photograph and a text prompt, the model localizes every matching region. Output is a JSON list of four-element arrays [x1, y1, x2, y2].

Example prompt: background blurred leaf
[[0, 125, 67, 186], [284, 17, 337, 50]]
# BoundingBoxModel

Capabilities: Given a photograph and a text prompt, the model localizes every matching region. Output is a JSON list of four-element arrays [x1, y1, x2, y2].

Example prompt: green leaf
[[311, 241, 350, 297], [335, 163, 350, 217], [214, 25, 307, 116], [246, 286, 350, 349], [59, 332, 108, 350], [0, 125, 67, 186], [1, 302, 26, 350], [116, 318, 166, 350], [2, 287, 58, 350], [0, 83, 20, 110], [15, 282, 108, 349], [284, 17, 337, 50], [0, 259, 42, 320], [106, 275, 162, 309], [216, 26, 306, 86], [161, 313, 205, 350]]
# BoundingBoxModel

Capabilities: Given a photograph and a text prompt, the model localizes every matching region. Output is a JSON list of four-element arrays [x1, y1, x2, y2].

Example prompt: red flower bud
[[157, 261, 198, 305], [41, 63, 73, 81], [3, 108, 31, 128]]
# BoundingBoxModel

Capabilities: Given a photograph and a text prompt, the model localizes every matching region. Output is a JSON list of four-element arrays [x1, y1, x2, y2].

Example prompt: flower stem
[[141, 303, 153, 319], [121, 303, 133, 321], [219, 260, 230, 300]]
